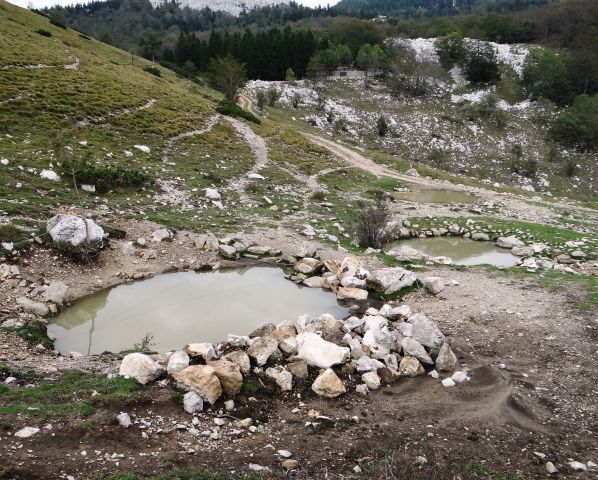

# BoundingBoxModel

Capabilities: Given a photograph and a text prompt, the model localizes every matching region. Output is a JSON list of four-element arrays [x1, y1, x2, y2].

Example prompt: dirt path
[[77, 98, 157, 128], [161, 114, 219, 163]]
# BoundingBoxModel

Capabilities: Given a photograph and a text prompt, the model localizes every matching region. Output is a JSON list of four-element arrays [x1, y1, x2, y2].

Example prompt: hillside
[[150, 0, 289, 15]]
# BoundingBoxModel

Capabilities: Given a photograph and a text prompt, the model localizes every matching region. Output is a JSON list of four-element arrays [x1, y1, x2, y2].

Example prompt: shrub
[[435, 31, 466, 69], [565, 158, 577, 177], [267, 87, 281, 106], [551, 94, 598, 150], [465, 94, 508, 128], [52, 239, 104, 262], [351, 201, 390, 249], [522, 48, 573, 106], [35, 29, 52, 37], [143, 66, 161, 77], [285, 68, 297, 81], [291, 93, 301, 109], [48, 6, 67, 29], [215, 101, 261, 124], [255, 90, 267, 110], [463, 42, 500, 84], [61, 160, 152, 194], [377, 115, 389, 136]]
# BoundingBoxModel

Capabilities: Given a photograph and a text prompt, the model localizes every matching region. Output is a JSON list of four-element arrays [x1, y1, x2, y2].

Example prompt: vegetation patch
[[62, 160, 152, 193], [216, 101, 261, 124]]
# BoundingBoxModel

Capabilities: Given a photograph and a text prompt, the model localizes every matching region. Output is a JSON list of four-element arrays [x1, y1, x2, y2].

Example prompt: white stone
[[311, 368, 346, 398], [183, 392, 204, 413], [296, 332, 349, 368], [401, 337, 433, 365], [545, 462, 558, 474], [361, 372, 381, 390], [367, 267, 417, 294], [40, 169, 60, 181], [42, 281, 68, 305], [451, 371, 468, 383], [408, 313, 445, 357], [119, 353, 164, 385], [46, 214, 104, 247], [568, 461, 587, 472], [14, 426, 40, 438], [185, 343, 215, 361], [204, 188, 221, 200], [423, 276, 445, 295], [167, 350, 190, 375], [442, 378, 456, 387], [266, 366, 293, 391], [117, 412, 132, 427], [247, 337, 279, 366], [435, 343, 458, 372]]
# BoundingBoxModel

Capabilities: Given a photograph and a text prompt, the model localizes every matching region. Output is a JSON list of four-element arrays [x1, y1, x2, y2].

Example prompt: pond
[[387, 237, 519, 267], [394, 189, 477, 204], [48, 267, 348, 355]]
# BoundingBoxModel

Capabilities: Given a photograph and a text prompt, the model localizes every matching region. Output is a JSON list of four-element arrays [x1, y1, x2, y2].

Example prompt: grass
[[0, 369, 140, 420], [107, 468, 263, 480], [4, 323, 54, 349]]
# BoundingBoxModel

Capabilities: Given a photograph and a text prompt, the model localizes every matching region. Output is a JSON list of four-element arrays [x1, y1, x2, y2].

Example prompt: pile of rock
[[118, 304, 464, 412]]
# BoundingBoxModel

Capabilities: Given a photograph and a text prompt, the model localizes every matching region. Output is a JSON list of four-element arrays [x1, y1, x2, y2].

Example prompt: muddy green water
[[48, 267, 348, 355], [388, 237, 519, 267], [394, 189, 477, 204]]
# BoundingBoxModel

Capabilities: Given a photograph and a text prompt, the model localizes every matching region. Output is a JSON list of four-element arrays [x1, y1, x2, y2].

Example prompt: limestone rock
[[511, 246, 534, 257], [296, 332, 350, 368], [336, 287, 368, 301], [185, 343, 215, 361], [294, 257, 321, 274], [367, 267, 417, 294], [218, 244, 237, 259], [290, 242, 317, 259], [209, 359, 243, 396], [224, 350, 251, 374], [287, 359, 308, 379], [408, 313, 445, 357], [471, 232, 489, 241], [266, 366, 293, 391], [302, 276, 325, 288], [361, 372, 381, 390], [172, 365, 222, 404], [247, 336, 279, 366], [401, 337, 433, 365], [423, 276, 445, 295], [119, 353, 164, 385], [166, 350, 190, 375], [435, 343, 458, 372], [117, 412, 132, 427], [16, 297, 49, 317], [14, 426, 40, 438], [183, 391, 203, 413], [42, 282, 68, 305], [248, 323, 276, 338], [399, 356, 424, 377], [496, 236, 524, 249], [46, 214, 104, 247], [151, 228, 173, 242], [311, 368, 346, 398]]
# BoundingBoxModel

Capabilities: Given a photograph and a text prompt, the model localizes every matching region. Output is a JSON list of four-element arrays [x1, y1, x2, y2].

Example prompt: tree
[[285, 67, 296, 81], [356, 44, 386, 78], [435, 31, 465, 69], [207, 56, 247, 102], [48, 6, 68, 29], [377, 116, 389, 136], [551, 94, 598, 150], [463, 42, 500, 84], [522, 48, 573, 106]]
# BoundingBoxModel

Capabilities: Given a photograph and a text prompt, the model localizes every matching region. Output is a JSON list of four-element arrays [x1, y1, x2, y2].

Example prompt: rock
[[451, 371, 469, 383], [277, 449, 293, 458], [361, 372, 381, 390], [442, 378, 456, 387], [435, 343, 458, 372], [294, 257, 321, 274], [401, 337, 433, 365], [449, 223, 460, 235], [172, 365, 222, 404], [496, 236, 524, 249], [355, 356, 384, 372], [340, 275, 366, 288], [408, 314, 445, 357], [556, 254, 573, 264], [225, 350, 251, 374], [428, 369, 439, 379], [185, 343, 215, 361], [117, 412, 132, 427], [194, 233, 219, 251], [568, 461, 587, 472], [302, 276, 325, 288], [296, 332, 350, 368], [151, 228, 173, 242], [204, 188, 221, 200], [282, 459, 299, 470], [378, 367, 400, 383], [336, 287, 368, 301], [14, 426, 40, 438], [367, 267, 417, 295], [46, 214, 104, 247], [287, 359, 308, 379], [208, 359, 243, 396], [546, 462, 558, 474], [355, 384, 369, 395], [290, 242, 317, 259], [405, 167, 419, 177], [249, 323, 276, 338], [471, 232, 489, 241], [119, 353, 164, 384], [511, 246, 534, 257], [183, 392, 203, 413], [218, 244, 237, 259], [16, 297, 49, 317], [398, 356, 424, 377], [166, 350, 190, 375], [311, 368, 346, 398], [266, 366, 293, 391], [423, 276, 445, 295], [362, 325, 392, 359], [42, 281, 68, 305], [247, 337, 279, 366], [571, 250, 586, 259]]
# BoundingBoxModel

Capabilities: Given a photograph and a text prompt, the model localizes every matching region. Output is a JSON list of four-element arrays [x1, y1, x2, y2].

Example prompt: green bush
[[551, 94, 598, 150], [143, 66, 161, 77], [35, 29, 52, 37], [61, 161, 152, 194], [377, 115, 389, 136], [523, 48, 573, 106], [465, 94, 507, 128], [435, 31, 466, 69], [215, 101, 261, 124], [463, 42, 500, 84]]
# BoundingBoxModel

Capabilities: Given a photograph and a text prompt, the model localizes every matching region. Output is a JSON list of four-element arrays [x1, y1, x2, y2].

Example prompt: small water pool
[[48, 267, 348, 355], [388, 237, 519, 267], [394, 189, 477, 204]]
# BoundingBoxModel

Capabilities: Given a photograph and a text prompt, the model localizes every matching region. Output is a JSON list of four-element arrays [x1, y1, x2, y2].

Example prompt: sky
[[6, 0, 332, 9]]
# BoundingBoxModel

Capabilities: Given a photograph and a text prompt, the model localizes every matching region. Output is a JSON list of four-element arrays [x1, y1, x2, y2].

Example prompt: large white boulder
[[408, 313, 445, 357], [166, 350, 190, 375], [266, 366, 293, 391], [42, 282, 68, 305], [496, 235, 524, 249], [336, 287, 368, 301], [435, 343, 458, 372], [46, 214, 104, 247], [399, 356, 424, 377], [401, 337, 433, 365], [296, 332, 349, 368], [119, 353, 164, 385], [311, 368, 346, 398], [362, 325, 392, 359], [247, 337, 279, 366], [367, 267, 417, 294], [172, 365, 222, 404], [16, 297, 49, 317], [183, 391, 204, 413], [208, 359, 243, 396]]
